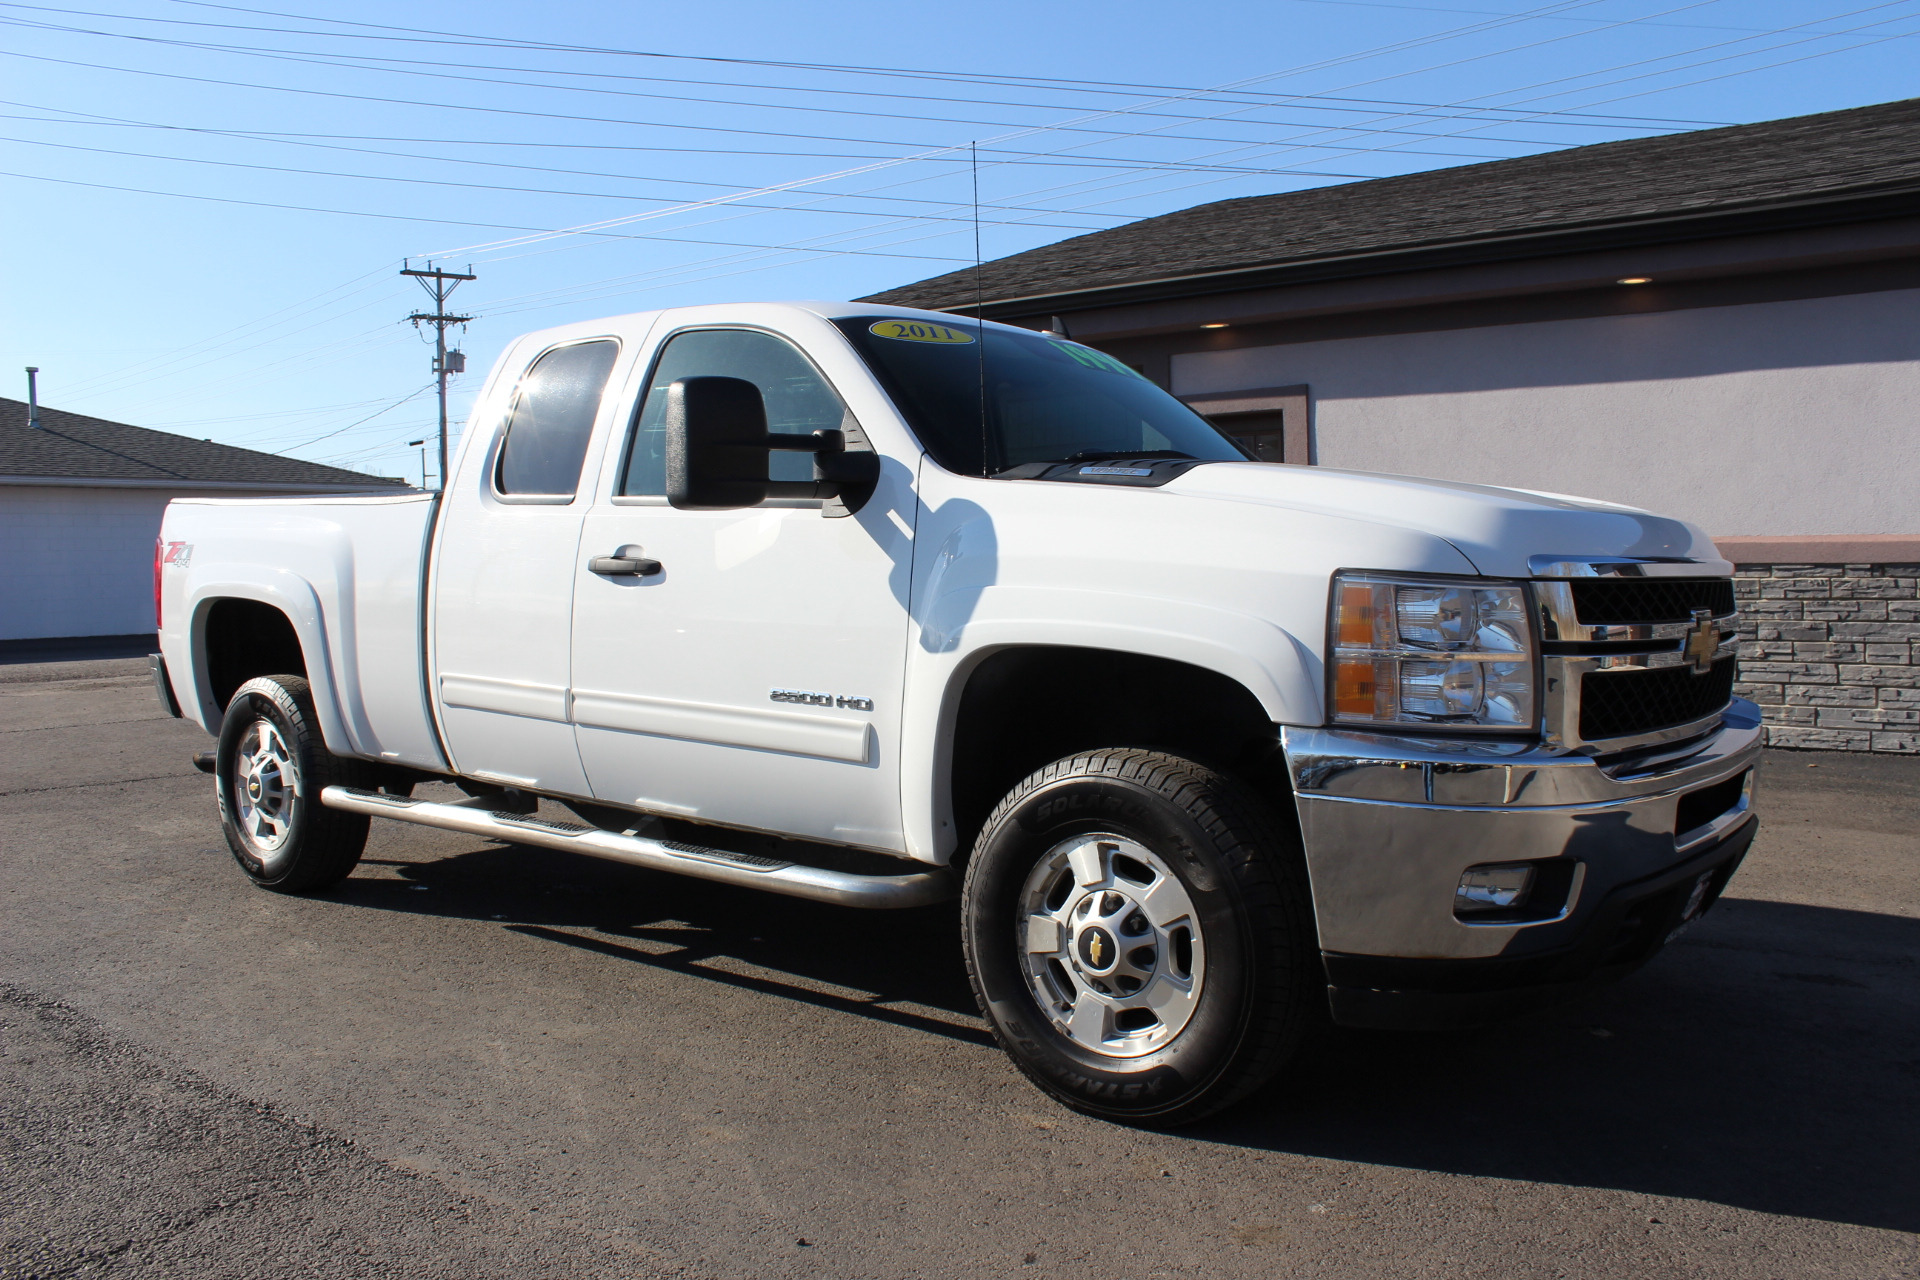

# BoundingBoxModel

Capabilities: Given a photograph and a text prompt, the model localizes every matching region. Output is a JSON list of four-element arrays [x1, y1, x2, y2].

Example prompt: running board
[[319, 786, 953, 909]]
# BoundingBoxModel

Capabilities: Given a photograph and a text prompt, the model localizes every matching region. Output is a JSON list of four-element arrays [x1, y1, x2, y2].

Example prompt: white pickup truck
[[152, 301, 1760, 1124]]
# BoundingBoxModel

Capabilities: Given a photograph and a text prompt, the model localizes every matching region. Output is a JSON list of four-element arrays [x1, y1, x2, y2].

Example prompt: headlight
[[1329, 573, 1536, 731]]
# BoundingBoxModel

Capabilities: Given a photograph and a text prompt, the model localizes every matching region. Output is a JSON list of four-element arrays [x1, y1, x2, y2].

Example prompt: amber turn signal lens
[[1333, 658, 1379, 716], [1336, 583, 1376, 647]]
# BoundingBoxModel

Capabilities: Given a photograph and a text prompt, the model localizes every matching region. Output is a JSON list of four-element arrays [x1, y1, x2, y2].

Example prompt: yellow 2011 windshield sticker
[[869, 319, 976, 344]]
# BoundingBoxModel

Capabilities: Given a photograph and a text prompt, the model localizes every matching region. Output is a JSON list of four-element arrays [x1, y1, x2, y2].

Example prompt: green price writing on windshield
[[1058, 344, 1147, 380]]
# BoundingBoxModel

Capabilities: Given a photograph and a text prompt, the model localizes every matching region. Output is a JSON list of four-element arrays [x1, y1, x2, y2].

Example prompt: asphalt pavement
[[2, 658, 1916, 1279]]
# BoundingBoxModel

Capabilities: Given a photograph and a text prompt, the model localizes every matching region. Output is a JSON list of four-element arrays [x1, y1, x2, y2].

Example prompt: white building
[[1, 397, 406, 645]]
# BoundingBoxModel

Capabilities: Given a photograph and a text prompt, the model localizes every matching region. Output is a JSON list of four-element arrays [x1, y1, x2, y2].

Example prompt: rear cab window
[[494, 339, 622, 498]]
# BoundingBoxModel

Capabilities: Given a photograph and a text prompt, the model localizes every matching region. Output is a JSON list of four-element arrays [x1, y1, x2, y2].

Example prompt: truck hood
[[1163, 462, 1722, 579]]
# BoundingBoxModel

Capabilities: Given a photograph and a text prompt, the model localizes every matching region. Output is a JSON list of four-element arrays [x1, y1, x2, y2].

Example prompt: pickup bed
[[152, 300, 1760, 1124]]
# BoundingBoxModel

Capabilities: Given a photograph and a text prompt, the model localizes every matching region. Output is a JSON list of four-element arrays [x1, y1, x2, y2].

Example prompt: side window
[[495, 340, 620, 496], [621, 329, 850, 497]]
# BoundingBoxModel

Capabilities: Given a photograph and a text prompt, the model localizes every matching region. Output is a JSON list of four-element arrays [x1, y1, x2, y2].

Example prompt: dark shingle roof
[[0, 398, 407, 488], [864, 98, 1920, 313]]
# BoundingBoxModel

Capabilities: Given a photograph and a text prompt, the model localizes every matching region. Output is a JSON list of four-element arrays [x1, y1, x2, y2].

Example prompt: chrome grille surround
[[1530, 556, 1741, 754]]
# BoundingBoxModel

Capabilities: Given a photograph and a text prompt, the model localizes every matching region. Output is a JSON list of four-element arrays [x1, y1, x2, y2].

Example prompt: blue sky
[[3, 0, 1916, 484]]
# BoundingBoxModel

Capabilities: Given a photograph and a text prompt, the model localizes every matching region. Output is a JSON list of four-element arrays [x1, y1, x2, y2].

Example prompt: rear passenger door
[[430, 335, 628, 795]]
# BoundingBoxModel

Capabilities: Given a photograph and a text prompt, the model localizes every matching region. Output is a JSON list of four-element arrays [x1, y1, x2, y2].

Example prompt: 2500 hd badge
[[770, 688, 875, 712]]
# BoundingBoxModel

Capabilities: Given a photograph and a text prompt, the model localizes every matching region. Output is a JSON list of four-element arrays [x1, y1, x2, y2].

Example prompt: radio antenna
[[972, 141, 989, 476]]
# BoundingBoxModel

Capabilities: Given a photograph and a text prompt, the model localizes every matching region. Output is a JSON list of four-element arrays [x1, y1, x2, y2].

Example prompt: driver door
[[567, 325, 915, 851]]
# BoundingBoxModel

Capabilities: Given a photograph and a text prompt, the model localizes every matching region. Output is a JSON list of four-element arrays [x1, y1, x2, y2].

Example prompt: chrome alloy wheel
[[233, 718, 299, 855], [1016, 834, 1206, 1059]]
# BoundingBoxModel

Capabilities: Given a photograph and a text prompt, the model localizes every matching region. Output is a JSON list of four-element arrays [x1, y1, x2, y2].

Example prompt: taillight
[[153, 534, 164, 630]]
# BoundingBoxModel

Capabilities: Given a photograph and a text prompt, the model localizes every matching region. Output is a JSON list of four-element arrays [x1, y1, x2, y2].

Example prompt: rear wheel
[[963, 748, 1321, 1126], [216, 675, 369, 892]]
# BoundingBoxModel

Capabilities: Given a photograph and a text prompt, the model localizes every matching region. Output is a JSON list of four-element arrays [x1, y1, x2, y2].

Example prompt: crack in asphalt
[[0, 717, 173, 734], [0, 771, 201, 797]]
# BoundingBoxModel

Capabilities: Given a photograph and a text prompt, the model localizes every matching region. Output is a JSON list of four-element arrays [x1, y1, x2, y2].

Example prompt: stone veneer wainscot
[[1732, 562, 1920, 754]]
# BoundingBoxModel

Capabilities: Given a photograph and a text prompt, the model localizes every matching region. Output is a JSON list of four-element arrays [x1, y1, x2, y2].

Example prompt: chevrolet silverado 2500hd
[[151, 301, 1759, 1124]]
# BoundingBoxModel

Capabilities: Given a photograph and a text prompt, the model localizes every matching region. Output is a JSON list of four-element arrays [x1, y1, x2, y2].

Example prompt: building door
[[567, 326, 914, 851]]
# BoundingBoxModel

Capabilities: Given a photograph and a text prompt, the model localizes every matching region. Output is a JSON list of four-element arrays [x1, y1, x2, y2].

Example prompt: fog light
[[1456, 863, 1536, 913]]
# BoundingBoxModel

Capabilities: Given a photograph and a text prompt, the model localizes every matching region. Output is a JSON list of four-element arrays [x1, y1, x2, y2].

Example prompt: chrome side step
[[319, 786, 953, 909]]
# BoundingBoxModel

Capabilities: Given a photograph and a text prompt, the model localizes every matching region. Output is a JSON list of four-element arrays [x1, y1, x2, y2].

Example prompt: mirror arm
[[766, 429, 844, 454], [763, 479, 840, 499], [760, 427, 876, 508]]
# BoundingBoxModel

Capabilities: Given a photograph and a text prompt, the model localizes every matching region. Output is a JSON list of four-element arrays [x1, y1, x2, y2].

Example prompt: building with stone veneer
[[866, 99, 1920, 753]]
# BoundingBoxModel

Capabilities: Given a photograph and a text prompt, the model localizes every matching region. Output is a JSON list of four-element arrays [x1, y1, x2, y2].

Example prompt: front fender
[[898, 584, 1321, 862]]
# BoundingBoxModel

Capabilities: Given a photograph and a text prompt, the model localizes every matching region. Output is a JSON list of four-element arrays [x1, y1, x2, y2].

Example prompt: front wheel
[[962, 749, 1321, 1126], [216, 675, 369, 893]]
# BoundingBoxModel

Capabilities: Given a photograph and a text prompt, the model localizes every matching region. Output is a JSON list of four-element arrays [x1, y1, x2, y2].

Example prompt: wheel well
[[202, 598, 306, 712], [948, 647, 1284, 852]]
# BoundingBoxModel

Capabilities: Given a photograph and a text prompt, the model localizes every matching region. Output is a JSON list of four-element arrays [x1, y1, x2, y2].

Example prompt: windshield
[[833, 316, 1248, 476]]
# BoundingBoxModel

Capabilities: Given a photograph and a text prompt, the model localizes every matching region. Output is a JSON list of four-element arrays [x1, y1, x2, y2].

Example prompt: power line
[[0, 134, 1138, 230], [277, 381, 433, 452], [417, 1, 1672, 270], [467, 5, 1917, 316], [0, 100, 1493, 176], [0, 11, 1726, 146], [0, 41, 1661, 161], [0, 165, 976, 258], [55, 266, 393, 400], [417, 0, 1635, 258], [792, 0, 1914, 253], [0, 0, 1735, 124]]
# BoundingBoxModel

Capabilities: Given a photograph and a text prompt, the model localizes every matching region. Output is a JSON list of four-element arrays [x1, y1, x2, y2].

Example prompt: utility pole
[[401, 261, 474, 491]]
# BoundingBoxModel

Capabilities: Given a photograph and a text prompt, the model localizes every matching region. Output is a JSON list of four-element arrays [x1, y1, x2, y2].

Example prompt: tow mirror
[[665, 376, 879, 514]]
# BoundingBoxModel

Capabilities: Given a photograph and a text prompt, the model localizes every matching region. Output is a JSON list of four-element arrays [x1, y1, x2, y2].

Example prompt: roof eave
[[0, 475, 410, 491], [947, 181, 1920, 319]]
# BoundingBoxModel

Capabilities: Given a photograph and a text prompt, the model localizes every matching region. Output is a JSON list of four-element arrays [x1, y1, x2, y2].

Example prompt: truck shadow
[[1201, 895, 1920, 1235], [334, 839, 990, 1048], [331, 845, 1918, 1234]]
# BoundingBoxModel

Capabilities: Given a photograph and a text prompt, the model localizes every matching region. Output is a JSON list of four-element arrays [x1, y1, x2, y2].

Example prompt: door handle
[[588, 554, 662, 577]]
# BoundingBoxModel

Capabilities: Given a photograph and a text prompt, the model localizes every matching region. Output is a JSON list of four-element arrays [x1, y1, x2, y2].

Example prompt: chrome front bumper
[[1283, 699, 1763, 971]]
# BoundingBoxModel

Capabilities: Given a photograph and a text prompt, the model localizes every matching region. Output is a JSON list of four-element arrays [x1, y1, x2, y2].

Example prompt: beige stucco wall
[[1171, 287, 1920, 537]]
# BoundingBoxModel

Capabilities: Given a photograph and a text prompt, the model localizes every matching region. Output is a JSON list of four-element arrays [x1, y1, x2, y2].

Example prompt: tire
[[962, 748, 1321, 1126], [216, 675, 370, 893]]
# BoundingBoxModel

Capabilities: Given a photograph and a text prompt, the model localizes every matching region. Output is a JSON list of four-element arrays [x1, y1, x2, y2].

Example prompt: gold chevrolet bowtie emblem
[[1682, 609, 1721, 675], [1089, 934, 1105, 967]]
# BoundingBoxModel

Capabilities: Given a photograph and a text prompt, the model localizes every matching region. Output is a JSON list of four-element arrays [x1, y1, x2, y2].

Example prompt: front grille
[[1569, 578, 1736, 624], [1580, 658, 1736, 740]]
